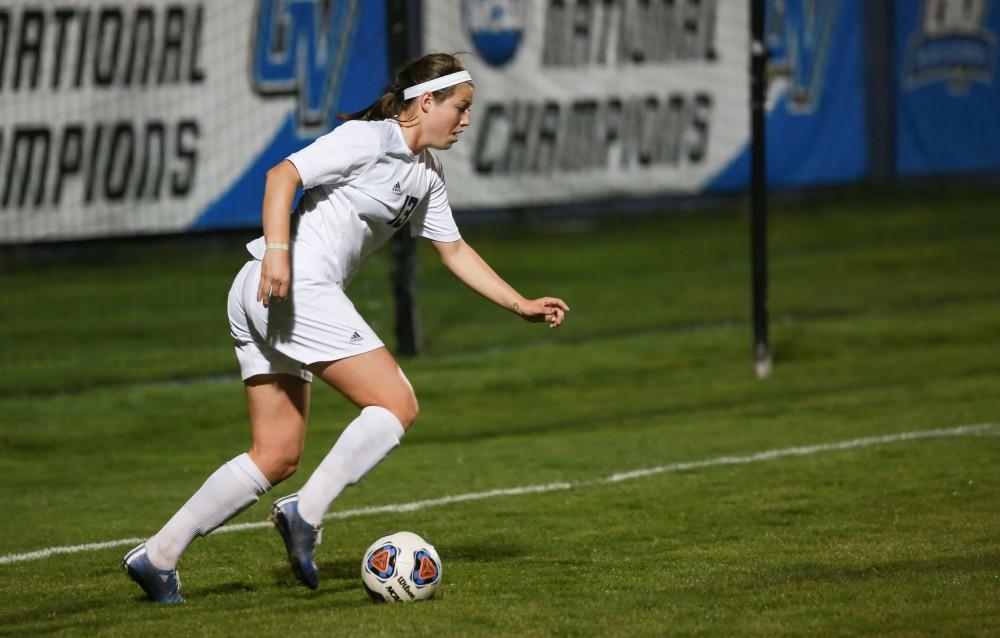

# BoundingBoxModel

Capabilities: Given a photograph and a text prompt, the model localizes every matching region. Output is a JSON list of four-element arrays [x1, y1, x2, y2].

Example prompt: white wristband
[[265, 242, 289, 251]]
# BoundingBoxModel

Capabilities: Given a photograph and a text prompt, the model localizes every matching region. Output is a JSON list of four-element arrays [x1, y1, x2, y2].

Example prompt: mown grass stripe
[[1, 423, 992, 566]]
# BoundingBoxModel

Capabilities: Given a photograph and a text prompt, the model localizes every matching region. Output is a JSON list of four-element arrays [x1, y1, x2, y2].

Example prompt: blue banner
[[896, 0, 1000, 176], [709, 0, 867, 191]]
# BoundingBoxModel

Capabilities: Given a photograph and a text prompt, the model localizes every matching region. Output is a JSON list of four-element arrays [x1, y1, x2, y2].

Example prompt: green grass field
[[2, 185, 999, 636]]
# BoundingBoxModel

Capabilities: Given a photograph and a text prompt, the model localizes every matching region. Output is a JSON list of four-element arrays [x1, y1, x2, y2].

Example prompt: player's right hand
[[257, 249, 290, 307]]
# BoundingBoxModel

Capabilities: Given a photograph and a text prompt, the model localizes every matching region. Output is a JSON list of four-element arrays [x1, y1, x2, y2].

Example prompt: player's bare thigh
[[244, 373, 311, 485], [308, 347, 418, 430]]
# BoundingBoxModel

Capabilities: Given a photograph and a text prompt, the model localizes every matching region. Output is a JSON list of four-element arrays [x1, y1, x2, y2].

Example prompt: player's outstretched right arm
[[257, 160, 302, 307], [431, 238, 569, 329]]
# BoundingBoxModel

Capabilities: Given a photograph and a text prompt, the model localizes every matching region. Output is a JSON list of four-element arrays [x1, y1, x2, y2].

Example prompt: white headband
[[403, 71, 473, 100]]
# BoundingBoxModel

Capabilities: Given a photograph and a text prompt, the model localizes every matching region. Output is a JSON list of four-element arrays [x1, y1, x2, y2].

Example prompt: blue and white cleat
[[270, 494, 322, 590], [122, 543, 184, 604]]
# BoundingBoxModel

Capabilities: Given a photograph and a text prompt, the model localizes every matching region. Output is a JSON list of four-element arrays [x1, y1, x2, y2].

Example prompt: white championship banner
[[0, 0, 386, 242], [425, 0, 749, 208]]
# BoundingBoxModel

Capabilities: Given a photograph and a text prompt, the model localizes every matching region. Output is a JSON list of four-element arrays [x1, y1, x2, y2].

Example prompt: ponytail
[[338, 89, 406, 122]]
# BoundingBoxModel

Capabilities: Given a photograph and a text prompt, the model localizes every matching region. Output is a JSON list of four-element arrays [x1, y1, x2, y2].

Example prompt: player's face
[[426, 83, 474, 150]]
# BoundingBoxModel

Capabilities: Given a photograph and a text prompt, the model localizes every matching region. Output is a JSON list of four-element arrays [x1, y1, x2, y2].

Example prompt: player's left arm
[[431, 239, 568, 328]]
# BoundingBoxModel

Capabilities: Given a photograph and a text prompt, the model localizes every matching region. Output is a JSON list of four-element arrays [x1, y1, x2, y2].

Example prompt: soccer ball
[[361, 531, 442, 603]]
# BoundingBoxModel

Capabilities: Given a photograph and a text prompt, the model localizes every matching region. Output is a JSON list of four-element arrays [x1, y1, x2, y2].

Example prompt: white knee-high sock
[[145, 453, 271, 570], [296, 406, 405, 526]]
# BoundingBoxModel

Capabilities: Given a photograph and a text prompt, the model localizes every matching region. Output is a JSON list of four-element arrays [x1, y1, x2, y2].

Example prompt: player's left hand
[[516, 297, 569, 329]]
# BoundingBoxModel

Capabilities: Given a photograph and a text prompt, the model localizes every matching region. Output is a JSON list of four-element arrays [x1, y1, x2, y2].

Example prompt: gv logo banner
[[905, 0, 996, 93], [253, 0, 361, 135], [766, 0, 841, 114]]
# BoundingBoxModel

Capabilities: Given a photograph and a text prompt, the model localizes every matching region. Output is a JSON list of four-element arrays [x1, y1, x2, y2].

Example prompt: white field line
[[1, 423, 994, 566]]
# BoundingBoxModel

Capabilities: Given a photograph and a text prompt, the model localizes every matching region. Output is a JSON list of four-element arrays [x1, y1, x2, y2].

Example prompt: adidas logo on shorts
[[349, 331, 364, 343], [392, 182, 402, 194]]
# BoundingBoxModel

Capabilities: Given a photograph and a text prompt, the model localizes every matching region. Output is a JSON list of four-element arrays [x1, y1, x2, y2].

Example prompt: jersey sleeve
[[410, 153, 462, 242], [286, 121, 380, 189]]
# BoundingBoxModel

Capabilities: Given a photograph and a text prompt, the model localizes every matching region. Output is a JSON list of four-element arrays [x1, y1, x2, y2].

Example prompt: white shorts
[[227, 259, 384, 382]]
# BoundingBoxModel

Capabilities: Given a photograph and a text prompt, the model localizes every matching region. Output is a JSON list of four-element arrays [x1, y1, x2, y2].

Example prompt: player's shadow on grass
[[1, 599, 110, 633], [439, 540, 525, 563], [186, 580, 259, 598], [266, 557, 358, 597], [772, 551, 1000, 584]]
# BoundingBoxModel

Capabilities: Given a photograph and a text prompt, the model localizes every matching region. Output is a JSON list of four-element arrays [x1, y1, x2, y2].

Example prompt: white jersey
[[246, 119, 461, 287]]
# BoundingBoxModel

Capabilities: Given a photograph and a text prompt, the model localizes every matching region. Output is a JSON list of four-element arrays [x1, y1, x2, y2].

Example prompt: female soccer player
[[122, 53, 568, 603]]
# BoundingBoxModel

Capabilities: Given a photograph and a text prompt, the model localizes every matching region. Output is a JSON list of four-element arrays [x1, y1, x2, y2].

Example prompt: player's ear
[[419, 92, 434, 113]]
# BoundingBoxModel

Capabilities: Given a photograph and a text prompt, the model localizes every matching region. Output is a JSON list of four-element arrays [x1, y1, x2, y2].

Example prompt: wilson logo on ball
[[365, 545, 398, 580]]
